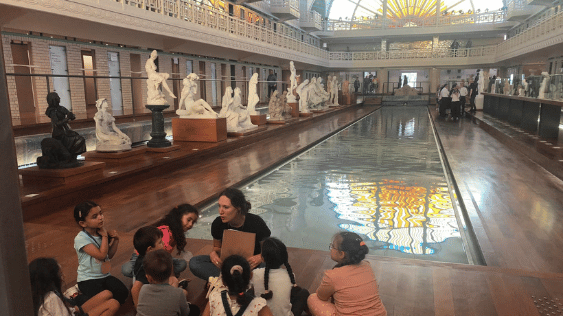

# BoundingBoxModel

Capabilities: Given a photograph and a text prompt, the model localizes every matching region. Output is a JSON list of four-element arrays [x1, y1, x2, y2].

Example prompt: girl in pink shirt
[[307, 232, 387, 316]]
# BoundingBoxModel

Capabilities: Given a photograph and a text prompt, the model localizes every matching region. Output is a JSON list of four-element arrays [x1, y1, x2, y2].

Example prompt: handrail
[[328, 46, 497, 61]]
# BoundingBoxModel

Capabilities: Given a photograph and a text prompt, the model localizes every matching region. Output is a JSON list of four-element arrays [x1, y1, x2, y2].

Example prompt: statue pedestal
[[267, 119, 286, 124], [83, 147, 146, 162], [311, 109, 326, 113], [475, 95, 484, 110], [172, 117, 227, 143], [288, 102, 299, 117], [250, 114, 267, 126], [300, 112, 314, 117], [227, 126, 267, 137], [20, 161, 105, 186], [146, 104, 171, 148]]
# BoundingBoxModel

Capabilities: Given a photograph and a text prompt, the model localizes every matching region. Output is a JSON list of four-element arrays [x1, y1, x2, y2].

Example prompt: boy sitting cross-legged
[[131, 226, 188, 307], [136, 249, 200, 316]]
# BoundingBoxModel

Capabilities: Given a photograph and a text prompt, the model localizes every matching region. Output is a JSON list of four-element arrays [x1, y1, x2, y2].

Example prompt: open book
[[220, 229, 255, 261]]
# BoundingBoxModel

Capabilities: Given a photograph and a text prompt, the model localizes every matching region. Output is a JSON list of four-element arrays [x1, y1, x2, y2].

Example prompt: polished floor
[[22, 104, 563, 315], [191, 106, 469, 264]]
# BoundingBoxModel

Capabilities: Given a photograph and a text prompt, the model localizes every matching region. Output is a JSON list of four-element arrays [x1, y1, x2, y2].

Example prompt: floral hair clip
[[359, 241, 366, 246]]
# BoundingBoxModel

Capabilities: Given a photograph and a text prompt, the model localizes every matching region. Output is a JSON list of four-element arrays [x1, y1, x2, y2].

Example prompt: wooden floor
[[22, 105, 563, 315]]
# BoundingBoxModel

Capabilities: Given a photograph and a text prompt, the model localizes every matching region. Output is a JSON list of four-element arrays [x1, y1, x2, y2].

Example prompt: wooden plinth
[[227, 126, 268, 137], [172, 117, 227, 143], [83, 147, 146, 162], [267, 119, 286, 125], [20, 161, 106, 186], [288, 102, 299, 117], [145, 145, 180, 153], [250, 114, 267, 126], [311, 110, 326, 113], [300, 112, 314, 117]]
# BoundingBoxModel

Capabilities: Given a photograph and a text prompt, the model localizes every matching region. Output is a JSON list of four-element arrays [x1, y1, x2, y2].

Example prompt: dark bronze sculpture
[[37, 92, 86, 169]]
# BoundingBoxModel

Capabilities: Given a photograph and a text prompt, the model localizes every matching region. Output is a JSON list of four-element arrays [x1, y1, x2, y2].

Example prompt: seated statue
[[146, 50, 176, 105], [37, 92, 86, 169], [94, 98, 131, 152], [296, 79, 310, 113], [176, 73, 218, 118], [280, 91, 292, 119], [219, 87, 256, 132]]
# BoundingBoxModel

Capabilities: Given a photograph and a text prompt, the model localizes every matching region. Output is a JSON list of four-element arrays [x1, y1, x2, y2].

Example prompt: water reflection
[[190, 107, 468, 264]]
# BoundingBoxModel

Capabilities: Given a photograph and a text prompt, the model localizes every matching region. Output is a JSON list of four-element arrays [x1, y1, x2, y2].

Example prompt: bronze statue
[[37, 92, 86, 168]]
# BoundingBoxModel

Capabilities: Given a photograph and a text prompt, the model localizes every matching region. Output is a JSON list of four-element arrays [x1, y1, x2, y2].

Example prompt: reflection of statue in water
[[37, 92, 86, 168], [146, 50, 176, 105], [176, 73, 217, 118], [247, 73, 259, 115], [94, 98, 131, 152], [280, 91, 292, 119], [286, 61, 300, 102]]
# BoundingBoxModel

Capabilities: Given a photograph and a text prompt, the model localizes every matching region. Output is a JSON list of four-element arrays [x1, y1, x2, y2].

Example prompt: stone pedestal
[[83, 147, 146, 162], [146, 104, 171, 148], [288, 102, 299, 117], [172, 117, 227, 143], [20, 161, 105, 186], [299, 112, 314, 117], [227, 126, 268, 137], [267, 119, 286, 124], [250, 114, 267, 126]]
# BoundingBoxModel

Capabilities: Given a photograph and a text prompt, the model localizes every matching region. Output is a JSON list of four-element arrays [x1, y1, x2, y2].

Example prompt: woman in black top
[[189, 188, 271, 281]]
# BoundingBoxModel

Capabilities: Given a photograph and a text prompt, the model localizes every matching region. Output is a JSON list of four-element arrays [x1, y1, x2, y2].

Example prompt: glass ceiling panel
[[328, 0, 504, 20]]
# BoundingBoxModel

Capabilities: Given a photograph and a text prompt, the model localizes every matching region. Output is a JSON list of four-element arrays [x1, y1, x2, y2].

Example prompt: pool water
[[189, 106, 469, 264]]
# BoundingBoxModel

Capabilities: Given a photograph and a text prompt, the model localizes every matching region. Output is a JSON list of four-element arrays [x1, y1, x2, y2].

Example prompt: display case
[[526, 75, 543, 98], [548, 74, 563, 100]]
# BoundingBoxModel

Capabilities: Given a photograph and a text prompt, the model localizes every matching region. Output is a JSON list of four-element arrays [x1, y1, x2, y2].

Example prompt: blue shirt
[[74, 231, 110, 282]]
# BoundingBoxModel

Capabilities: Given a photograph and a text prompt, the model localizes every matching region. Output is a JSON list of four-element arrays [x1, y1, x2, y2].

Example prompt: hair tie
[[78, 211, 82, 218], [239, 292, 244, 296], [359, 241, 366, 246], [230, 265, 243, 275]]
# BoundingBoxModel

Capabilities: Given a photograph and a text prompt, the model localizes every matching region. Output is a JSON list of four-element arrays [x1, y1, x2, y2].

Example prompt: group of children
[[29, 198, 387, 316]]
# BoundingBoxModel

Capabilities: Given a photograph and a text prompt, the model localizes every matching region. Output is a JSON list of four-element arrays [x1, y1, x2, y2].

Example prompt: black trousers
[[268, 85, 276, 98], [77, 275, 129, 305], [291, 287, 310, 316]]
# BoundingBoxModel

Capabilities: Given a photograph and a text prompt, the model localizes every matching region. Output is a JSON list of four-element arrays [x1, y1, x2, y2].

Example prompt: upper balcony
[[299, 10, 322, 31], [506, 0, 542, 21], [269, 0, 300, 21]]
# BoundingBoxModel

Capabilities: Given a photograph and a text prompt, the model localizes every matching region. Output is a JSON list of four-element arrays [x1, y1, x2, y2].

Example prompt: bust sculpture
[[146, 50, 176, 105], [296, 79, 310, 113], [37, 92, 86, 169], [247, 73, 260, 115], [176, 73, 218, 118], [538, 72, 550, 99], [287, 61, 300, 103], [94, 98, 131, 152]]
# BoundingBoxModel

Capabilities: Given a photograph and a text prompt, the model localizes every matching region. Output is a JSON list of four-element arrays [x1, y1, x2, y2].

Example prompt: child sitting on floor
[[252, 237, 309, 316], [136, 249, 200, 316], [307, 232, 387, 316], [203, 255, 274, 316], [131, 226, 187, 307]]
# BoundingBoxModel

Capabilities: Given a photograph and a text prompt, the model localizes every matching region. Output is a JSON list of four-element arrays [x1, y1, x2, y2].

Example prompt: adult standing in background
[[267, 70, 277, 99], [459, 81, 468, 116], [403, 75, 408, 87], [469, 77, 478, 113], [354, 78, 360, 93]]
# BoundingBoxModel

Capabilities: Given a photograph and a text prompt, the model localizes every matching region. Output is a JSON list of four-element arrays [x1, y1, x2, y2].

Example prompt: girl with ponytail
[[307, 232, 387, 316], [202, 255, 274, 316], [252, 237, 310, 316]]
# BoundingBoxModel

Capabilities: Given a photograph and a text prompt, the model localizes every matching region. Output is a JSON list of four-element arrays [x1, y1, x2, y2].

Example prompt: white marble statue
[[280, 90, 291, 118], [247, 73, 259, 115], [286, 61, 300, 103], [504, 81, 511, 95], [539, 72, 550, 99], [315, 77, 330, 108], [94, 98, 131, 152], [296, 79, 310, 113], [176, 73, 217, 118], [269, 90, 284, 121], [330, 76, 339, 106], [220, 87, 256, 132], [326, 75, 332, 99], [146, 50, 176, 105], [522, 78, 529, 97]]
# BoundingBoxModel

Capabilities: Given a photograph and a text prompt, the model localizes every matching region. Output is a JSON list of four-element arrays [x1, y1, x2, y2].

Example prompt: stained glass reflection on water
[[190, 106, 469, 264]]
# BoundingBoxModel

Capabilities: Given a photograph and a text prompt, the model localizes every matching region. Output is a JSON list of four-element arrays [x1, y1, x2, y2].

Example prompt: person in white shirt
[[450, 84, 461, 120], [439, 84, 450, 117]]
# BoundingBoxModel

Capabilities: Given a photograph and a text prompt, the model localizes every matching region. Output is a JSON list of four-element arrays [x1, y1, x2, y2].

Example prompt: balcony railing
[[328, 46, 498, 61], [324, 11, 506, 31], [269, 0, 300, 20], [112, 0, 325, 59], [299, 11, 322, 30]]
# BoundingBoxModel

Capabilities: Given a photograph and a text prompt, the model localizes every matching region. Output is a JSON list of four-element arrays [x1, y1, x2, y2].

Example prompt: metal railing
[[328, 46, 497, 61]]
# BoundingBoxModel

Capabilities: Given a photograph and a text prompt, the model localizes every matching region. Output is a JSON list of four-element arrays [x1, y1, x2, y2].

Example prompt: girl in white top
[[29, 257, 119, 316], [252, 237, 309, 316], [203, 255, 273, 316]]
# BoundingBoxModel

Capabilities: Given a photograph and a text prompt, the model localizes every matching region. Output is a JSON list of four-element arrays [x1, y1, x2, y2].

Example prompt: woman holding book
[[189, 187, 271, 281]]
